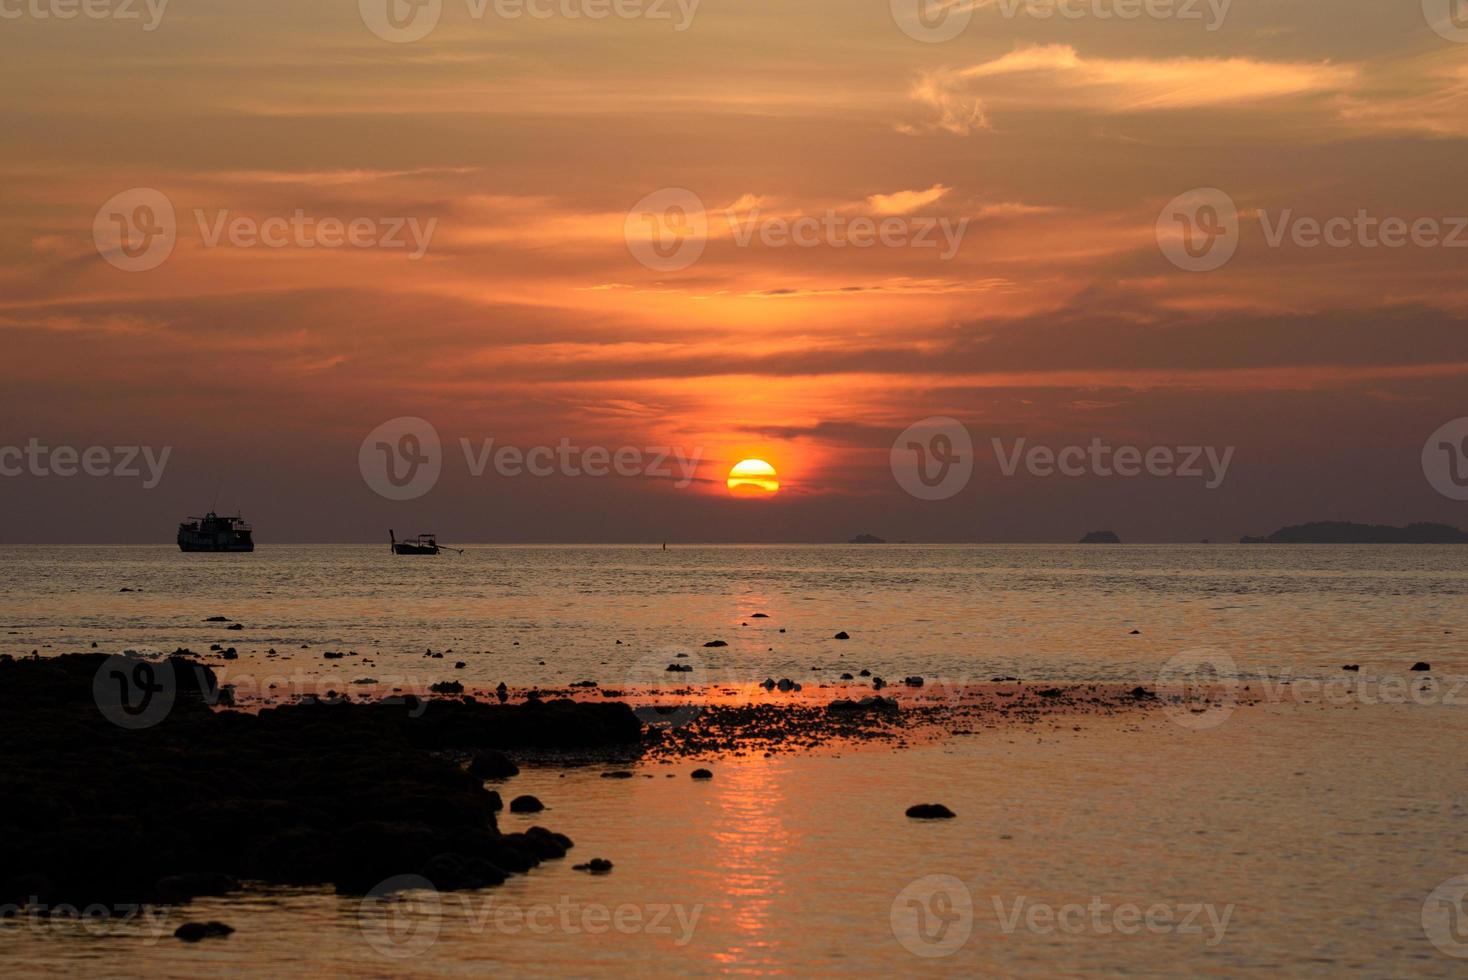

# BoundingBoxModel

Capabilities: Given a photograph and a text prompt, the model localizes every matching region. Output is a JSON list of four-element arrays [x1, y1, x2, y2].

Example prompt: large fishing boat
[[178, 511, 255, 552]]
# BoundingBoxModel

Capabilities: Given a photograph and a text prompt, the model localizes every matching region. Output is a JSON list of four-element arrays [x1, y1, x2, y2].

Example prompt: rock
[[430, 680, 464, 695], [421, 852, 508, 890], [1411, 662, 1432, 672], [859, 669, 871, 677], [1129, 629, 1141, 635], [760, 678, 776, 690], [906, 804, 956, 820], [204, 616, 229, 623], [703, 640, 728, 648], [834, 631, 850, 640], [666, 664, 693, 673], [468, 750, 520, 781], [573, 858, 613, 874], [1342, 665, 1360, 672], [872, 677, 886, 690], [174, 921, 234, 942], [903, 676, 924, 688], [691, 768, 713, 780], [840, 673, 854, 680], [323, 651, 345, 660], [1036, 688, 1063, 699], [455, 662, 466, 670], [495, 682, 509, 703], [221, 649, 238, 661], [226, 624, 244, 632], [1129, 686, 1157, 700], [776, 679, 794, 692], [570, 680, 598, 688], [600, 771, 635, 779], [751, 613, 769, 618], [509, 795, 544, 814]]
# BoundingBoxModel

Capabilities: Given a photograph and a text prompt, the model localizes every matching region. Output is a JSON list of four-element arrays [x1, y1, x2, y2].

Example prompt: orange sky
[[2, 1, 1467, 542]]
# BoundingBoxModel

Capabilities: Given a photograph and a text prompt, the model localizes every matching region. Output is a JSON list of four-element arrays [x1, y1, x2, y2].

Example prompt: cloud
[[867, 184, 950, 216], [911, 45, 1359, 134]]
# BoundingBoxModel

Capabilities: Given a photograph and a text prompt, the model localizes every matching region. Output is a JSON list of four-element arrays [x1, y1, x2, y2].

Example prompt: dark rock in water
[[859, 669, 871, 677], [906, 804, 956, 820], [751, 613, 769, 618], [226, 624, 244, 632], [1129, 629, 1141, 635], [174, 921, 234, 942], [1079, 530, 1122, 544], [776, 678, 794, 692], [760, 678, 776, 690], [455, 662, 467, 670], [0, 652, 634, 908], [903, 676, 924, 688], [573, 858, 613, 874], [1036, 688, 1063, 699], [421, 852, 507, 890], [827, 696, 898, 714], [872, 677, 886, 690], [323, 651, 345, 660], [1342, 665, 1360, 672], [691, 768, 713, 780], [570, 680, 598, 688], [840, 673, 854, 680], [600, 770, 634, 779], [468, 750, 520, 781], [1129, 686, 1157, 700], [430, 680, 464, 695], [703, 640, 728, 648], [510, 795, 545, 814], [834, 631, 850, 640], [154, 872, 237, 905], [204, 617, 229, 623], [221, 649, 238, 661], [666, 664, 693, 673], [1411, 662, 1432, 672]]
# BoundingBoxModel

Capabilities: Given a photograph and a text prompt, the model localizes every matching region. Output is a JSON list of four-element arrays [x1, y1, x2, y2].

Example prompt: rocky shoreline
[[0, 652, 1164, 923], [0, 653, 639, 911]]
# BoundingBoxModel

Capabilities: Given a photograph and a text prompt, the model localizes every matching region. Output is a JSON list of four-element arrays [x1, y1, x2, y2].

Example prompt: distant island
[[1079, 530, 1122, 544], [1240, 521, 1468, 544], [849, 534, 886, 544]]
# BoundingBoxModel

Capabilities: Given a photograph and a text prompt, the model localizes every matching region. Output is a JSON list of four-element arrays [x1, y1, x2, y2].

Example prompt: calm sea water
[[0, 545, 1463, 690], [3, 545, 1467, 976]]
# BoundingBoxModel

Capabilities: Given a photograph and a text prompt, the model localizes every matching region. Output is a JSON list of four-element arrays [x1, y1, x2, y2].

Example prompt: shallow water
[[3, 699, 1466, 977], [3, 545, 1466, 976], [0, 545, 1463, 697]]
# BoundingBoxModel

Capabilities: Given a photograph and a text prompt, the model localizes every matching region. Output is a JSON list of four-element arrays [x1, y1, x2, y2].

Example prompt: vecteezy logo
[[359, 417, 443, 501], [359, 0, 443, 42], [890, 417, 974, 501], [358, 874, 443, 959], [1156, 648, 1239, 731], [1423, 417, 1468, 501], [93, 188, 176, 272], [1424, 0, 1468, 42], [624, 188, 708, 272], [625, 646, 708, 729], [1156, 188, 1240, 272], [890, 0, 973, 42], [891, 874, 973, 958], [92, 654, 176, 730], [1423, 875, 1468, 957]]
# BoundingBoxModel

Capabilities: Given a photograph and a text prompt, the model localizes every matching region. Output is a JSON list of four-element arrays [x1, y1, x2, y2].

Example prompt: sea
[[1, 544, 1466, 976]]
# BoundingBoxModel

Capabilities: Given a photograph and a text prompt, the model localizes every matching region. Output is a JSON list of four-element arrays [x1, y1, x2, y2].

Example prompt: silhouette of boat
[[178, 512, 254, 552], [390, 530, 440, 555]]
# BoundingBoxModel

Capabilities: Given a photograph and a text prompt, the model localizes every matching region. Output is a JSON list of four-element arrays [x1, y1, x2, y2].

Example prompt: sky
[[2, 0, 1467, 543]]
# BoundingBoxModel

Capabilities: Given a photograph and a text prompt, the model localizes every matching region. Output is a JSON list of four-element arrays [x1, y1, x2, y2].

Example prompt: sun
[[727, 458, 780, 497]]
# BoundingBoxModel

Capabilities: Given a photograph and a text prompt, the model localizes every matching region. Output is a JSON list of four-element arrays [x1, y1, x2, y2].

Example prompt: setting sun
[[727, 459, 780, 497]]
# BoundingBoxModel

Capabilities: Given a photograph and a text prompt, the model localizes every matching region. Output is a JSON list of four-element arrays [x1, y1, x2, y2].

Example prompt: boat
[[178, 511, 254, 552], [390, 530, 440, 555]]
